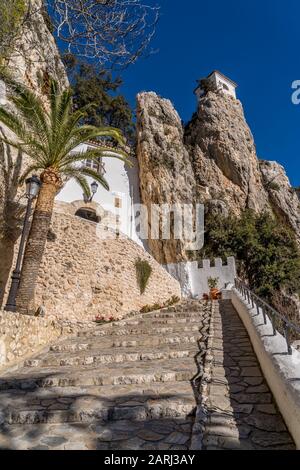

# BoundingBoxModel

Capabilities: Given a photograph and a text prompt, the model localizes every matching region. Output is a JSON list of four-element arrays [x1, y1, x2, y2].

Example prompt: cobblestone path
[[199, 300, 295, 450], [0, 301, 211, 450]]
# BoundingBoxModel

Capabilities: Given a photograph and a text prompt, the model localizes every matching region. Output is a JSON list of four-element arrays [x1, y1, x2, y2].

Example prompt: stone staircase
[[0, 300, 211, 450]]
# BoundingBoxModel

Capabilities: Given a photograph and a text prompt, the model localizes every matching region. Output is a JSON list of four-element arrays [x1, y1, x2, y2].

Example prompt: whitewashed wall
[[55, 142, 142, 246], [166, 257, 237, 298], [213, 73, 237, 98]]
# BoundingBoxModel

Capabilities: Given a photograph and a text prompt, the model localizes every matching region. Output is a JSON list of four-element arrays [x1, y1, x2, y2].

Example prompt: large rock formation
[[136, 89, 300, 268], [136, 92, 197, 264], [0, 0, 68, 306], [6, 0, 68, 93], [185, 91, 270, 214], [260, 160, 300, 237]]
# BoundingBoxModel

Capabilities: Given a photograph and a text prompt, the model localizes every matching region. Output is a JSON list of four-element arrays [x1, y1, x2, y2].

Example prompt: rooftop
[[195, 70, 238, 90]]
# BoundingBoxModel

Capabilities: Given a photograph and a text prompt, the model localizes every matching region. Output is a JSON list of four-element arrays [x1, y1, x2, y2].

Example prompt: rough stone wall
[[0, 310, 93, 370], [32, 209, 181, 322]]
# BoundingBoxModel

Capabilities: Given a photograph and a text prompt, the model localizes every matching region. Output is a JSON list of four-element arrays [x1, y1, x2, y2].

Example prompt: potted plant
[[94, 315, 114, 325], [207, 277, 219, 300]]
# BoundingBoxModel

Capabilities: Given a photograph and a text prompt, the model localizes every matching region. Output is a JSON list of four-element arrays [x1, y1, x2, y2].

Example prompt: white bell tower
[[195, 70, 238, 101]]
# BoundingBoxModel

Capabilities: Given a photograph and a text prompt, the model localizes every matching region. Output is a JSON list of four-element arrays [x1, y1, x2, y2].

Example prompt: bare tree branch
[[46, 0, 160, 68]]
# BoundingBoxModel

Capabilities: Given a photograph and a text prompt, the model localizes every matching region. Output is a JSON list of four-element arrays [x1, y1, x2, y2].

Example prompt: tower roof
[[207, 70, 238, 88]]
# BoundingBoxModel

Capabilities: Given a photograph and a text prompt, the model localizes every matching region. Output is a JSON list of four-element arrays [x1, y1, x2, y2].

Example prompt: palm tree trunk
[[16, 169, 61, 314]]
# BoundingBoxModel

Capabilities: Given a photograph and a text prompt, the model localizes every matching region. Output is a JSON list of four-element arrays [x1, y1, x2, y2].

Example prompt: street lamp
[[4, 175, 41, 312], [83, 181, 99, 203]]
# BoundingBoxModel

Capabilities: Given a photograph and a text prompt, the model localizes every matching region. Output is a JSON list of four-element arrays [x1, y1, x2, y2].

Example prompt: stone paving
[[0, 300, 211, 450], [199, 300, 295, 450]]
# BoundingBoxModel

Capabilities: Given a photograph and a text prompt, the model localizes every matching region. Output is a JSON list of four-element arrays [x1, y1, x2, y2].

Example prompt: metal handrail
[[234, 278, 300, 355]]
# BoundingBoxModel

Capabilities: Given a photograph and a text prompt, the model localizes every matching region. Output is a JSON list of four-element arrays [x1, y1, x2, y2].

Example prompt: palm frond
[[0, 107, 29, 143], [58, 128, 127, 162], [63, 166, 91, 198], [58, 148, 127, 170], [77, 166, 110, 191], [9, 85, 50, 144], [0, 76, 130, 194], [73, 174, 91, 198]]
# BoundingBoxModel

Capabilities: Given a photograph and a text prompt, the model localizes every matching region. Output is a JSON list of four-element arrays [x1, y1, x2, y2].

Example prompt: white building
[[194, 70, 238, 101], [55, 139, 142, 246]]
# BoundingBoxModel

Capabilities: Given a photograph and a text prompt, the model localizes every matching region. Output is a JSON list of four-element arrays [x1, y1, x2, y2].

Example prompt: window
[[75, 208, 100, 223], [114, 197, 122, 209], [219, 81, 229, 91], [85, 158, 106, 175]]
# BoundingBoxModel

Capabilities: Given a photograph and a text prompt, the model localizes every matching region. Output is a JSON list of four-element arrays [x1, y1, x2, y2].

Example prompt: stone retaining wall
[[0, 310, 93, 371], [32, 211, 181, 322]]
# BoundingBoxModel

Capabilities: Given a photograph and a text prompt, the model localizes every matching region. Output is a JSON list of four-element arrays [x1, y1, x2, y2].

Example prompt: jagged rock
[[136, 92, 197, 264], [260, 160, 300, 241], [136, 88, 300, 268], [185, 91, 270, 215], [7, 0, 68, 94], [205, 199, 229, 217]]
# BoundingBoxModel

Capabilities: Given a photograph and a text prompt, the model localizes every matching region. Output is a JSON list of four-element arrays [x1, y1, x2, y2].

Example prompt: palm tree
[[0, 78, 129, 314]]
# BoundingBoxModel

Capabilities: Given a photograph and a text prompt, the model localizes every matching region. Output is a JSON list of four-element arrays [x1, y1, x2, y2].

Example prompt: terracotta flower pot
[[210, 288, 219, 300]]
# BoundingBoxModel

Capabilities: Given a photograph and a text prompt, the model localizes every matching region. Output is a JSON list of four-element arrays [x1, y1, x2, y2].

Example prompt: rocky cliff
[[260, 160, 300, 237], [6, 0, 68, 93], [0, 0, 68, 306], [136, 92, 197, 264], [136, 89, 300, 266], [185, 91, 270, 214]]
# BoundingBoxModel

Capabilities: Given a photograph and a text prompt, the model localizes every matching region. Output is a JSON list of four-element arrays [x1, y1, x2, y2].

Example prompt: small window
[[220, 82, 229, 91], [75, 208, 100, 223], [114, 197, 122, 209], [85, 158, 105, 175]]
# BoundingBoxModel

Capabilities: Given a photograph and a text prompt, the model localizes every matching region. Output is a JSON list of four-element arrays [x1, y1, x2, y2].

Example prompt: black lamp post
[[83, 181, 99, 203], [4, 175, 41, 312]]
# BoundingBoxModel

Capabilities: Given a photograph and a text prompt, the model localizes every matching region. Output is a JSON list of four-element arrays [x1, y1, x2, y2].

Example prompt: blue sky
[[119, 0, 300, 186]]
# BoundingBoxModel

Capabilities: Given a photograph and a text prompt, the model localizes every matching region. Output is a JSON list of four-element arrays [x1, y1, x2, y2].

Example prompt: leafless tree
[[46, 0, 160, 68]]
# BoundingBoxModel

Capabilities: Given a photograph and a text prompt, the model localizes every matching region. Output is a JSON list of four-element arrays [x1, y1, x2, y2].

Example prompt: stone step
[[50, 332, 202, 353], [0, 382, 196, 425], [159, 301, 209, 313], [143, 310, 208, 319], [24, 343, 202, 368], [78, 324, 202, 338], [0, 358, 201, 391], [0, 416, 195, 450], [118, 317, 207, 327], [0, 300, 210, 450]]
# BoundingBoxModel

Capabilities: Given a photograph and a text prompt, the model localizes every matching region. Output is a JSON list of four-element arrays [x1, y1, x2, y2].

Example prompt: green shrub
[[0, 0, 26, 61], [207, 277, 219, 289], [165, 295, 180, 306], [201, 209, 300, 301], [135, 258, 152, 294], [140, 302, 161, 313], [140, 295, 181, 313], [268, 181, 280, 191]]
